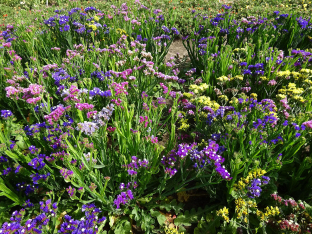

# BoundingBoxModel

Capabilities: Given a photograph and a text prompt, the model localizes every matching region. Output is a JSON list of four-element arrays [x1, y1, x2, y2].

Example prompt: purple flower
[[114, 190, 134, 209], [59, 15, 69, 25], [29, 145, 39, 154], [262, 176, 270, 185], [30, 173, 50, 184], [66, 186, 76, 197], [28, 157, 45, 170], [63, 24, 70, 31], [60, 168, 74, 181], [242, 69, 252, 75], [23, 199, 34, 208], [1, 110, 13, 119], [127, 169, 138, 175], [15, 165, 22, 174], [247, 178, 262, 198], [3, 167, 12, 175]]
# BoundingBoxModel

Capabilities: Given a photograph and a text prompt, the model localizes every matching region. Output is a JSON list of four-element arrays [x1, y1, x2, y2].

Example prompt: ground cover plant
[[0, 0, 312, 233]]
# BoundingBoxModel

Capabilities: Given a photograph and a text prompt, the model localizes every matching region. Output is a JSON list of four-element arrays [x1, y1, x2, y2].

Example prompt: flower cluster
[[113, 189, 134, 209]]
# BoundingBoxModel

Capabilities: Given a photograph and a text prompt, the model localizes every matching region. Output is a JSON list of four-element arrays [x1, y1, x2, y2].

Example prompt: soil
[[165, 39, 189, 62]]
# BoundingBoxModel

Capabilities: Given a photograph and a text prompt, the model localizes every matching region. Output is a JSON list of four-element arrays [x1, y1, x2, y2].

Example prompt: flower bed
[[0, 1, 312, 233]]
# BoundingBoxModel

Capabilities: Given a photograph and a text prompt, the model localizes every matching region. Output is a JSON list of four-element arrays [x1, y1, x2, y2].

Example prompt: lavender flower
[[30, 173, 50, 184], [28, 157, 45, 170], [114, 190, 134, 209], [1, 110, 13, 119]]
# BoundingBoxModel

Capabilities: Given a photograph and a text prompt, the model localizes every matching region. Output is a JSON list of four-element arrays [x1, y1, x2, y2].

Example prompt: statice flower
[[30, 172, 50, 184], [297, 17, 309, 29], [0, 156, 8, 163], [29, 145, 39, 154], [3, 167, 12, 175], [302, 120, 312, 129], [247, 178, 262, 198], [23, 199, 34, 208], [1, 201, 104, 233], [5, 86, 20, 100], [0, 110, 13, 119], [262, 176, 270, 184], [34, 103, 48, 113], [60, 168, 74, 181], [66, 186, 76, 197], [28, 157, 45, 170], [89, 87, 111, 98], [77, 121, 99, 135], [59, 15, 69, 25], [75, 103, 94, 111], [44, 105, 66, 125], [123, 156, 149, 175], [164, 167, 178, 177], [16, 182, 38, 195], [114, 190, 134, 209], [222, 4, 232, 10]]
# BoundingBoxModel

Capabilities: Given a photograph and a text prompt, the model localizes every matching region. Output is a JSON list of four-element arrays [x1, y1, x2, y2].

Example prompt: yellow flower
[[216, 76, 229, 83], [179, 119, 190, 130], [183, 92, 193, 98], [234, 75, 244, 81], [250, 93, 257, 99], [94, 16, 100, 21], [291, 72, 301, 80], [276, 94, 287, 99], [300, 68, 312, 74], [303, 79, 312, 85], [189, 83, 210, 93], [217, 207, 230, 222], [88, 24, 97, 31], [218, 95, 229, 101], [277, 70, 291, 77], [278, 89, 287, 94], [230, 97, 238, 104]]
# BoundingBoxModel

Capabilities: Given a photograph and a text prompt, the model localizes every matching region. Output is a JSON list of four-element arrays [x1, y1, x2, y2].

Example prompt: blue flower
[[1, 110, 13, 119]]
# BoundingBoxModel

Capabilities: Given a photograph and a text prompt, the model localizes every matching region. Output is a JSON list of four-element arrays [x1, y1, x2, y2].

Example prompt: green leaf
[[109, 216, 115, 228], [15, 135, 27, 150], [92, 164, 106, 169], [0, 177, 23, 205], [114, 218, 131, 234], [159, 199, 183, 214], [175, 205, 219, 227], [131, 206, 140, 221], [194, 213, 221, 234], [150, 209, 166, 226]]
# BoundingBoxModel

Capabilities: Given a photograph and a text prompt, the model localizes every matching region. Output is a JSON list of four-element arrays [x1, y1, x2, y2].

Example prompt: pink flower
[[110, 82, 129, 96], [87, 111, 97, 118], [268, 79, 277, 86], [3, 42, 12, 48], [44, 106, 66, 125], [26, 96, 42, 104], [27, 84, 44, 95], [283, 110, 290, 119], [280, 98, 291, 110], [302, 120, 312, 129], [5, 86, 20, 100], [150, 135, 158, 143], [160, 83, 168, 94], [107, 127, 116, 132], [75, 103, 94, 111]]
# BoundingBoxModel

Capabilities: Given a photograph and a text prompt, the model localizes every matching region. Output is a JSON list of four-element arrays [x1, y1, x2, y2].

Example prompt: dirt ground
[[165, 39, 189, 62]]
